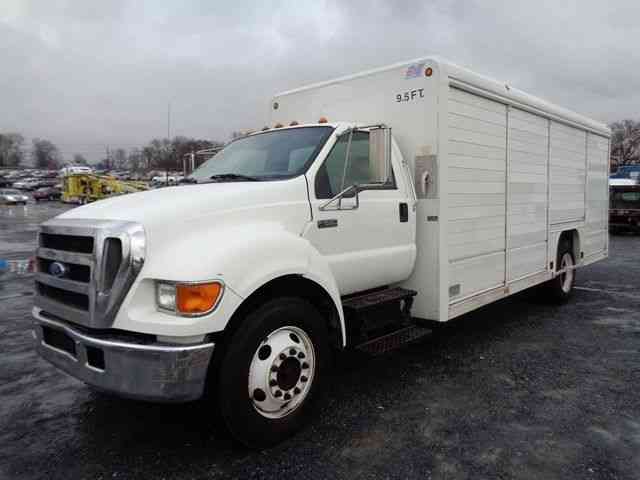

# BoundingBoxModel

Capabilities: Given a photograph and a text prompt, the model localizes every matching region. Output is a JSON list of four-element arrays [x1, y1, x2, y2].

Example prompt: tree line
[[0, 133, 224, 171], [3, 120, 640, 171]]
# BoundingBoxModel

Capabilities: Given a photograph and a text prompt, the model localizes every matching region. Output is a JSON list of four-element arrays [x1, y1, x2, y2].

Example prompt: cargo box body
[[272, 56, 610, 322]]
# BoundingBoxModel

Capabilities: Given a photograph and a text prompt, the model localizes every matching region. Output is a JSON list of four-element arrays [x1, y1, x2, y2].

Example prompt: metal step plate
[[342, 287, 417, 312], [356, 325, 431, 356]]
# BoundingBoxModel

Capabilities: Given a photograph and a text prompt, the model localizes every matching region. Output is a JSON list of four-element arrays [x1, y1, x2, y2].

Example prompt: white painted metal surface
[[272, 55, 610, 322]]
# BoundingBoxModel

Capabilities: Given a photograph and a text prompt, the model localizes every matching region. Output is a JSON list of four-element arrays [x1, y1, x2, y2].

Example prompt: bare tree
[[0, 133, 25, 167], [31, 138, 60, 169], [72, 153, 89, 165], [127, 149, 143, 172], [113, 148, 127, 170], [140, 137, 221, 171], [610, 120, 640, 169]]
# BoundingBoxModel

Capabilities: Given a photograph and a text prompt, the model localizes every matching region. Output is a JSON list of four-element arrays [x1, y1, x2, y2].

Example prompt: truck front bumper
[[32, 308, 215, 402]]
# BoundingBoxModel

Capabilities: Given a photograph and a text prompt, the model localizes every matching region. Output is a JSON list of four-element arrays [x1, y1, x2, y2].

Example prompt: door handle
[[399, 203, 408, 222], [318, 219, 338, 229]]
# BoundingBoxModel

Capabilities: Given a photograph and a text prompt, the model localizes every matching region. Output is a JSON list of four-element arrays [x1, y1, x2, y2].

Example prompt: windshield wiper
[[207, 173, 259, 182]]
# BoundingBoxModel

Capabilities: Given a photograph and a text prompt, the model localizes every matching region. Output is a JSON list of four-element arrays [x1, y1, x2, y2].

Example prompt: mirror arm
[[319, 184, 361, 211], [338, 129, 355, 209]]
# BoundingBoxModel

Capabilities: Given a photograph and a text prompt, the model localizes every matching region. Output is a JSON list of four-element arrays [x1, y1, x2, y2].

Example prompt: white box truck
[[33, 56, 610, 447]]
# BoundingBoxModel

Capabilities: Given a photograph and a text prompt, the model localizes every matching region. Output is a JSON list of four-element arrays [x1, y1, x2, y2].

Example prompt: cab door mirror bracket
[[319, 184, 361, 211]]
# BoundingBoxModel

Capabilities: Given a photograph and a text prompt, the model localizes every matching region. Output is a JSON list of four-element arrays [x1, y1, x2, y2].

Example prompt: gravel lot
[[1, 202, 639, 480]]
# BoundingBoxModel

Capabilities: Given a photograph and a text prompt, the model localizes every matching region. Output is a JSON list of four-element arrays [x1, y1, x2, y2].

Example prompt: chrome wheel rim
[[248, 326, 315, 419], [560, 252, 574, 293]]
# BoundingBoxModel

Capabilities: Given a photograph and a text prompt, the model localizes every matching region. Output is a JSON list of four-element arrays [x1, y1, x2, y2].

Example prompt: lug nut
[[279, 353, 286, 360], [258, 344, 272, 360], [284, 393, 291, 400], [302, 362, 309, 369], [297, 352, 305, 359], [289, 348, 296, 355], [274, 390, 282, 398], [294, 387, 301, 395], [301, 376, 308, 383], [269, 379, 277, 387], [253, 388, 266, 402], [271, 365, 279, 373]]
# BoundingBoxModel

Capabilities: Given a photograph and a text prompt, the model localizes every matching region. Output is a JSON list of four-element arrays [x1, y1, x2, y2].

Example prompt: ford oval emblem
[[49, 261, 68, 278]]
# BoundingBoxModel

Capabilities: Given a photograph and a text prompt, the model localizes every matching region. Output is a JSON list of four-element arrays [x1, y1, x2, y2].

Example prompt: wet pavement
[[1, 202, 639, 479]]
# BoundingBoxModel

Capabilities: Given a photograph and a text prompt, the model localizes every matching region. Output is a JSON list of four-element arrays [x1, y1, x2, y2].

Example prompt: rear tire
[[215, 297, 329, 448], [545, 242, 575, 303]]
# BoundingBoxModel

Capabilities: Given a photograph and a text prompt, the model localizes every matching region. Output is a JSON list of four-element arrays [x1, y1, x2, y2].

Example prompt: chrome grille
[[34, 219, 145, 329]]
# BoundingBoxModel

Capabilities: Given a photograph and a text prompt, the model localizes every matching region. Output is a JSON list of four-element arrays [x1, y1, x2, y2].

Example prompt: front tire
[[216, 297, 329, 448]]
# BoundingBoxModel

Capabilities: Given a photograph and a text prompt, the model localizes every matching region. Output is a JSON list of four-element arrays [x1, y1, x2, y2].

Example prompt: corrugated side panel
[[550, 121, 587, 224], [447, 87, 506, 301], [584, 133, 609, 257], [508, 108, 549, 280]]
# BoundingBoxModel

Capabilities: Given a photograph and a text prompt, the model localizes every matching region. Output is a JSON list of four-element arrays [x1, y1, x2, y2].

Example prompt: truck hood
[[58, 177, 311, 228]]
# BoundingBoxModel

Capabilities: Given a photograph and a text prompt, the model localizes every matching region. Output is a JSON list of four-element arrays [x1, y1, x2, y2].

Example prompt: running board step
[[342, 287, 417, 312], [356, 325, 431, 356]]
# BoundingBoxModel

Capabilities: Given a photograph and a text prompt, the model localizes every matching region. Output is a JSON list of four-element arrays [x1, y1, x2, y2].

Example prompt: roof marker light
[[262, 126, 270, 131], [318, 117, 328, 124], [425, 67, 433, 77], [274, 123, 283, 128], [290, 121, 299, 126]]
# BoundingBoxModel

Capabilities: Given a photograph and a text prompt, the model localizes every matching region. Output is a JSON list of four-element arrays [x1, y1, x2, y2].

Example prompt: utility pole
[[167, 102, 172, 185], [167, 102, 171, 140]]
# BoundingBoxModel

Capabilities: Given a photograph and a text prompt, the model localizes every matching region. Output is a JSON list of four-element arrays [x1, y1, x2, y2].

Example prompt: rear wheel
[[215, 297, 329, 448], [546, 242, 575, 303]]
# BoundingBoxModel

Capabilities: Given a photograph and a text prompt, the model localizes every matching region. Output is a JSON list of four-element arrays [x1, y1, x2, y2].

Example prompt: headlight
[[6, 196, 16, 201], [156, 280, 223, 316]]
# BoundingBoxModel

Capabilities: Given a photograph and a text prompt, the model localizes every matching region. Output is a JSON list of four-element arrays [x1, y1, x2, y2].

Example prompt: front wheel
[[215, 297, 329, 448]]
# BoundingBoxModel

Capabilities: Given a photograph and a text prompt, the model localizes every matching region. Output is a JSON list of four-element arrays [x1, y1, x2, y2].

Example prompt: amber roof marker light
[[318, 117, 328, 124], [425, 67, 433, 77]]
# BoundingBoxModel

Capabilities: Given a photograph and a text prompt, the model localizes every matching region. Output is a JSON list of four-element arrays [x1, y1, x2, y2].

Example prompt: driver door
[[304, 130, 416, 295]]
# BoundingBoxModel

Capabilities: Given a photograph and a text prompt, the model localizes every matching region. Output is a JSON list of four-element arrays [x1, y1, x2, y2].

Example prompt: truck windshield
[[190, 126, 334, 182]]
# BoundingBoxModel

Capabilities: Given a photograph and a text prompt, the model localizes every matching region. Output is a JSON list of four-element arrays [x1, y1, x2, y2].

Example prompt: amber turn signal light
[[176, 282, 223, 315]]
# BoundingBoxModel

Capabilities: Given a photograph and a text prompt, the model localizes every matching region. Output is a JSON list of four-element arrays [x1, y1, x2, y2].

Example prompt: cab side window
[[315, 131, 395, 199]]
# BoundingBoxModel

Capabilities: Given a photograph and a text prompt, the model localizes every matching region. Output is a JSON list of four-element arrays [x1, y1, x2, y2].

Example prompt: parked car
[[32, 186, 62, 202], [59, 165, 93, 176], [151, 174, 179, 186], [36, 179, 59, 188], [0, 176, 14, 188], [13, 178, 41, 191], [0, 188, 29, 205]]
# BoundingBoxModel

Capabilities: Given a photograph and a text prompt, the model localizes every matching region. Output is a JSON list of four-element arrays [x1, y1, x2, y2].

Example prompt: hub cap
[[560, 252, 574, 293], [248, 326, 315, 419]]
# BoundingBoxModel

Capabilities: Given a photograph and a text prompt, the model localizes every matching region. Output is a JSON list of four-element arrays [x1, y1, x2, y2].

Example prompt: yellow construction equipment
[[62, 174, 149, 204]]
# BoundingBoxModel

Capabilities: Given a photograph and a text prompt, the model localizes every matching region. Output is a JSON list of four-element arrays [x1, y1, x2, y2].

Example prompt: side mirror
[[369, 127, 392, 184]]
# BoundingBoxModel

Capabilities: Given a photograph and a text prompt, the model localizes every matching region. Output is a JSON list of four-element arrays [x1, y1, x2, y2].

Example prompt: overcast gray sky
[[1, 0, 638, 162]]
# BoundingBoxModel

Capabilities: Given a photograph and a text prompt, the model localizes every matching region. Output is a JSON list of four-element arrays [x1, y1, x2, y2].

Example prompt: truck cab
[[32, 56, 610, 448]]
